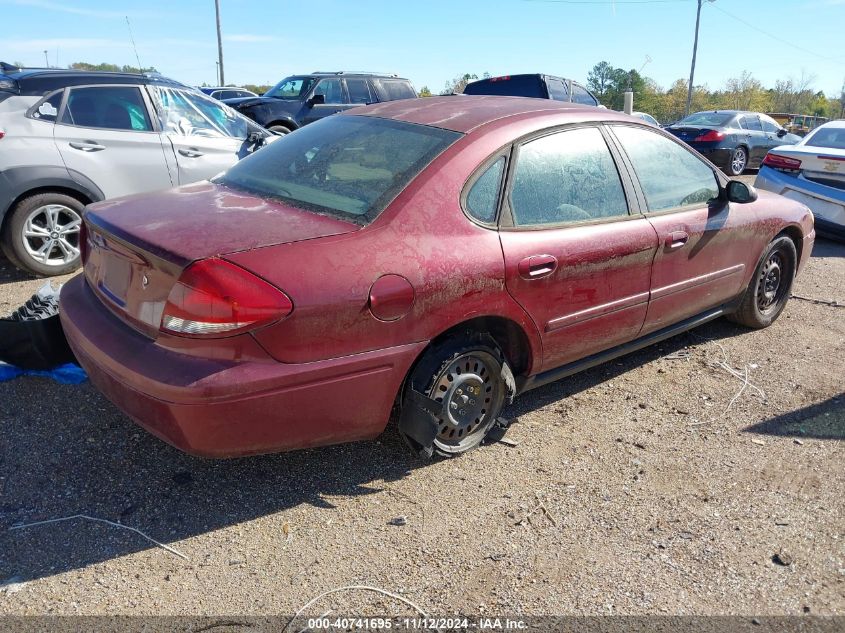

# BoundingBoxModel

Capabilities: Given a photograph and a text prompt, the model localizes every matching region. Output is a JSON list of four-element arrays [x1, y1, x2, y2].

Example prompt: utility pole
[[214, 0, 225, 85], [686, 0, 714, 116], [43, 50, 49, 67]]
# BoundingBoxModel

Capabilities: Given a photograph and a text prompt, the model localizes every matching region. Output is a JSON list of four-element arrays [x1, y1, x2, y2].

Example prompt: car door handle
[[518, 254, 558, 279], [178, 148, 204, 158], [69, 141, 106, 152], [666, 231, 689, 249]]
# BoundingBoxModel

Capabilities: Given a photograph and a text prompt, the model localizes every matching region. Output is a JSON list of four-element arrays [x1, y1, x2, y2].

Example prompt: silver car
[[0, 64, 273, 276]]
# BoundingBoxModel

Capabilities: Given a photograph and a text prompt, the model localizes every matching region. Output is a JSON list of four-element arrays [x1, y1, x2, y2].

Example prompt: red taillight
[[693, 130, 725, 142], [0, 129, 5, 140], [160, 258, 293, 338], [763, 153, 802, 171]]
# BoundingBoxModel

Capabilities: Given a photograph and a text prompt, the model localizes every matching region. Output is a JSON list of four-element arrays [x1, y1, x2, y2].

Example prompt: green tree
[[441, 73, 478, 95], [419, 86, 433, 97], [70, 61, 157, 74], [587, 61, 614, 99]]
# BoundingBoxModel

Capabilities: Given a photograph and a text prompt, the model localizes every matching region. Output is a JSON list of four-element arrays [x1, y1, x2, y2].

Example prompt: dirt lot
[[0, 219, 843, 617]]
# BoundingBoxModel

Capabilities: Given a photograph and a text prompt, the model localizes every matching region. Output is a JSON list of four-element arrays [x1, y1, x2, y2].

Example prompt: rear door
[[150, 86, 248, 185], [498, 125, 658, 371], [608, 124, 758, 333], [53, 85, 173, 198], [739, 114, 767, 166]]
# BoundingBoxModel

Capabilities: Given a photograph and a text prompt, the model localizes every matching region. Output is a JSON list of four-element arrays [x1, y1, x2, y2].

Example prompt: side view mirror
[[725, 180, 758, 204], [777, 128, 787, 138], [307, 94, 325, 107]]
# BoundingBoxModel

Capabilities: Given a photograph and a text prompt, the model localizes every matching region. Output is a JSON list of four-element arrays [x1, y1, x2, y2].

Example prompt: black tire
[[401, 332, 508, 458], [728, 236, 797, 329], [268, 125, 291, 135], [1, 192, 85, 277], [725, 145, 748, 176]]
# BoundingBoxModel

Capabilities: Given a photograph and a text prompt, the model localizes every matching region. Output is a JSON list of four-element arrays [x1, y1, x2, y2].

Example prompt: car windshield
[[216, 115, 462, 224], [264, 76, 317, 100], [676, 112, 734, 127], [803, 127, 845, 150]]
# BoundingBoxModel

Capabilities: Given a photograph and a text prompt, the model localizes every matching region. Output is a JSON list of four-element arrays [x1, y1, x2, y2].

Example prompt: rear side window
[[60, 86, 152, 131], [346, 79, 373, 104], [612, 125, 719, 211], [741, 115, 762, 131], [463, 76, 545, 98], [571, 83, 598, 106], [30, 89, 64, 122], [546, 78, 568, 101], [510, 127, 628, 226], [217, 116, 461, 224], [466, 157, 505, 224], [376, 80, 416, 101]]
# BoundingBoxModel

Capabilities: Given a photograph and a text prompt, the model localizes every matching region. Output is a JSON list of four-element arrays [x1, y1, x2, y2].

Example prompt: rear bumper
[[689, 145, 733, 169], [755, 166, 845, 240], [60, 275, 426, 457]]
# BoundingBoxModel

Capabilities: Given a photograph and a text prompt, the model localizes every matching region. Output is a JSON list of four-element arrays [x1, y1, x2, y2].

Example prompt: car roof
[[0, 66, 185, 96], [814, 119, 845, 130], [349, 95, 634, 134]]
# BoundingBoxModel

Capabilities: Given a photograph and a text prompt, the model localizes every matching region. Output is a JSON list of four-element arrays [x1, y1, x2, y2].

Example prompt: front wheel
[[1, 192, 85, 277], [728, 236, 796, 329], [401, 333, 507, 457]]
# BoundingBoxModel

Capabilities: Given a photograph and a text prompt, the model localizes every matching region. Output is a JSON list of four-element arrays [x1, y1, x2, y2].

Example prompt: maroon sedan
[[60, 96, 815, 458]]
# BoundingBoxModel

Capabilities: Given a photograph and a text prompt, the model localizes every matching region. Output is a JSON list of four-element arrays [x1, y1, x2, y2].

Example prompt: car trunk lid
[[82, 181, 359, 337]]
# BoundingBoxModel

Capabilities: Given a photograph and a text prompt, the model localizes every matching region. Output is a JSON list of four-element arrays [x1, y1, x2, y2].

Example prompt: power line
[[522, 0, 693, 4], [708, 2, 844, 63]]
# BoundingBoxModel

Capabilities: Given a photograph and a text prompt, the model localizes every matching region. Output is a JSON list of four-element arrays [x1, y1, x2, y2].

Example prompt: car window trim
[[498, 122, 638, 231], [605, 122, 727, 217], [25, 88, 65, 123], [56, 83, 159, 134], [460, 149, 512, 229]]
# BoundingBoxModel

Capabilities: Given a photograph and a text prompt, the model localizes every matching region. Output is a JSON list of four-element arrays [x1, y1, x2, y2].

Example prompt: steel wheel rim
[[756, 251, 786, 313], [732, 148, 747, 174], [21, 204, 82, 267], [430, 351, 503, 451]]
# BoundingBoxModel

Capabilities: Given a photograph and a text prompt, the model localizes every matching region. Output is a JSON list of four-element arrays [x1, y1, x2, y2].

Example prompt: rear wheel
[[1, 192, 84, 277], [726, 145, 748, 176], [728, 236, 796, 328], [401, 333, 507, 457]]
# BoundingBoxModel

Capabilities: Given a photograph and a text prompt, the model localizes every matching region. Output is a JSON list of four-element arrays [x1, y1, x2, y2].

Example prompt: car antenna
[[125, 16, 144, 73]]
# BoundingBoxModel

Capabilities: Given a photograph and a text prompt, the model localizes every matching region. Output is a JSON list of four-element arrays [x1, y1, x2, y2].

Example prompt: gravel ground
[[0, 215, 843, 617]]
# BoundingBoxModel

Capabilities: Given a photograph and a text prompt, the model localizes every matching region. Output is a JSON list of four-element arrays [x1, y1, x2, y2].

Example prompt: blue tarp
[[0, 363, 87, 384]]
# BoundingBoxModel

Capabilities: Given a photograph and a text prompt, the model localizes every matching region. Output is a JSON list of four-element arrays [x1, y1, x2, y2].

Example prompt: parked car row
[[59, 96, 815, 458], [199, 85, 258, 100]]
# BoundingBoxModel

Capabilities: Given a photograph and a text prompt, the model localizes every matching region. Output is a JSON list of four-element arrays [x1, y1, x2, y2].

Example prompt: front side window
[[216, 116, 461, 224], [760, 116, 780, 134], [313, 79, 345, 104], [466, 157, 505, 224], [153, 87, 248, 139], [264, 76, 316, 100], [510, 126, 628, 226], [612, 125, 719, 212], [61, 86, 152, 131]]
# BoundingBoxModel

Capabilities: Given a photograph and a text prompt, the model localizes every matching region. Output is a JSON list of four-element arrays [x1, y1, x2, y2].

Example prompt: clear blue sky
[[2, 0, 844, 97]]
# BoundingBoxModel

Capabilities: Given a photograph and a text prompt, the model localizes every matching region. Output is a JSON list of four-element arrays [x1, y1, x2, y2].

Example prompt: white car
[[755, 120, 845, 241]]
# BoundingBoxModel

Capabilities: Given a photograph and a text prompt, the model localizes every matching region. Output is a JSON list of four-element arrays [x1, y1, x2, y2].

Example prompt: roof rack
[[311, 70, 399, 77]]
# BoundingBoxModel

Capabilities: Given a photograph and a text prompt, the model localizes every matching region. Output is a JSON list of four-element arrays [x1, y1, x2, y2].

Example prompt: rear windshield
[[463, 76, 545, 98], [676, 112, 734, 127], [804, 127, 845, 150], [216, 115, 462, 224]]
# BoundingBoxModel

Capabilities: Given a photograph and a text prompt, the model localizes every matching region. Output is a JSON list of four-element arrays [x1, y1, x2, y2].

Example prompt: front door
[[498, 125, 658, 371], [150, 86, 250, 185], [54, 85, 173, 199], [609, 124, 757, 333], [301, 78, 352, 125]]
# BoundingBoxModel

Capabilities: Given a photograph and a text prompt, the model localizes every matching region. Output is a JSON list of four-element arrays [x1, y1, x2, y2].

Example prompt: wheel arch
[[776, 224, 804, 266]]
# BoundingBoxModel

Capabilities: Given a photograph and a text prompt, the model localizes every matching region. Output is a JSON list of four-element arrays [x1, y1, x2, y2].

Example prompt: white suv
[[0, 63, 273, 276]]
